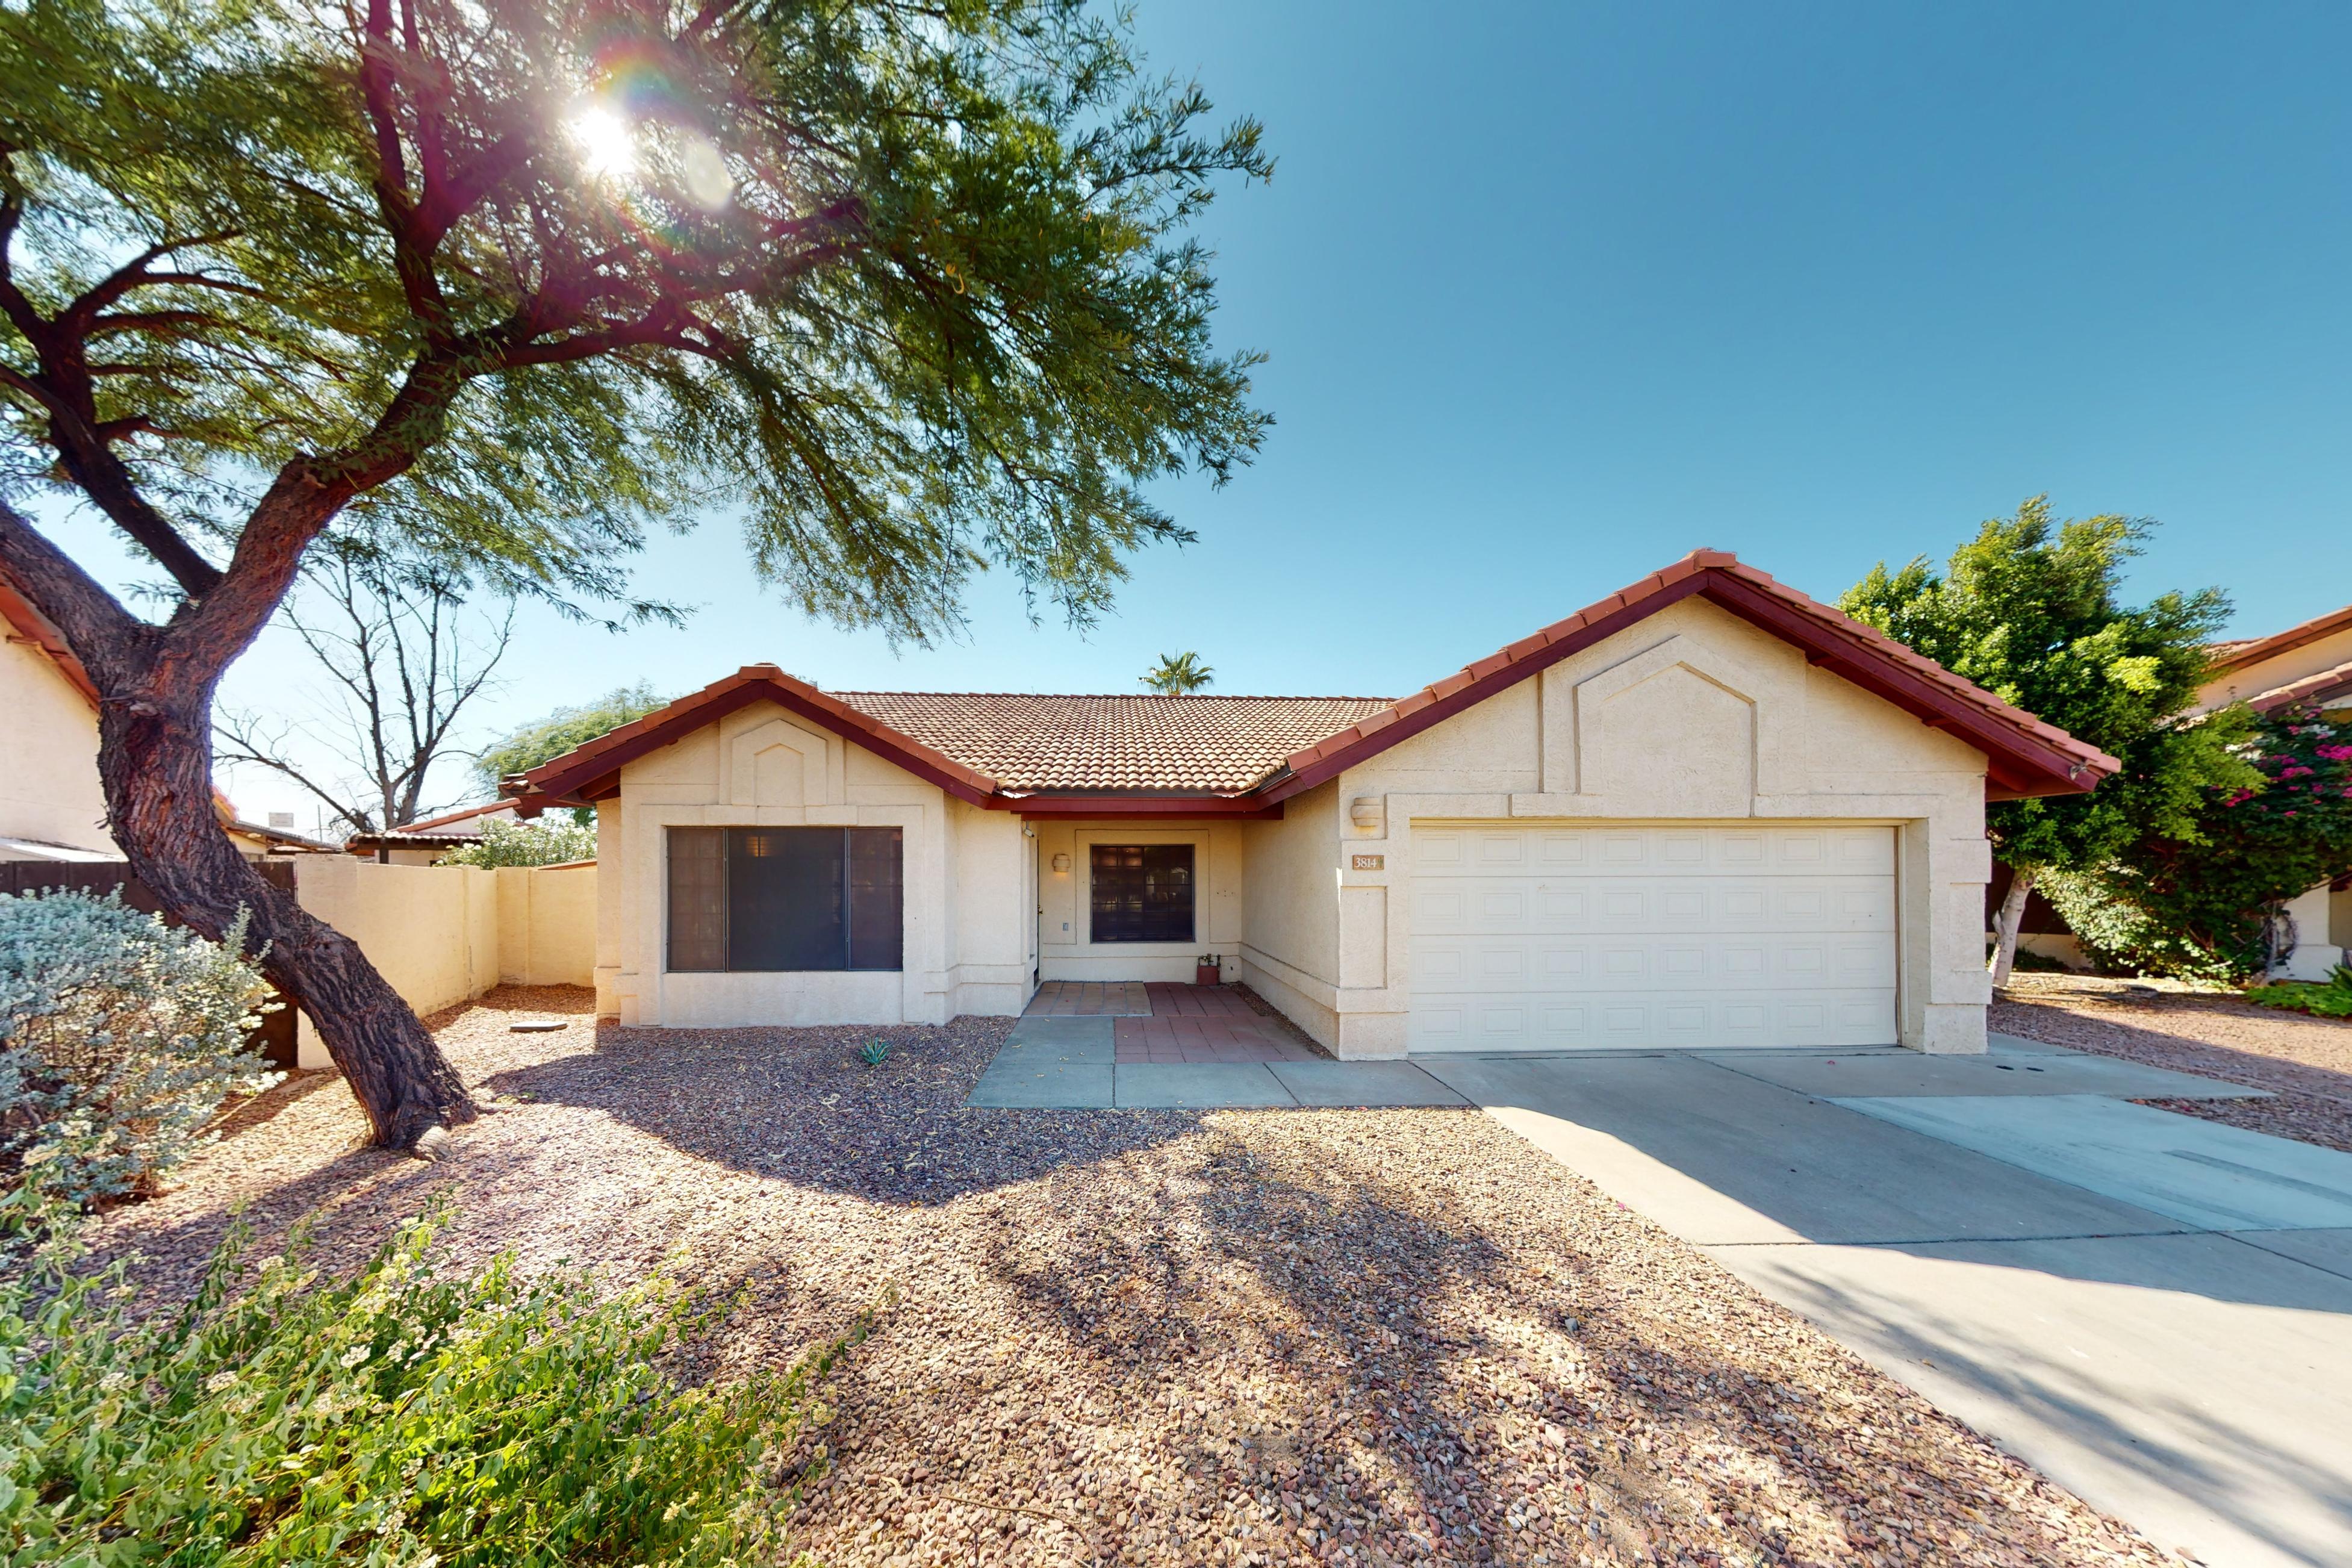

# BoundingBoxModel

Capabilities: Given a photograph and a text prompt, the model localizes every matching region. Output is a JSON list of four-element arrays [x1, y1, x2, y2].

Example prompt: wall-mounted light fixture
[[1051, 853, 1072, 873], [1349, 797, 1383, 832]]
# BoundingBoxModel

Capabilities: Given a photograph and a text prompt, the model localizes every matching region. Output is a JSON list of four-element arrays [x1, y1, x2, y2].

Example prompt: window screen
[[667, 826, 902, 971], [1089, 844, 1195, 944]]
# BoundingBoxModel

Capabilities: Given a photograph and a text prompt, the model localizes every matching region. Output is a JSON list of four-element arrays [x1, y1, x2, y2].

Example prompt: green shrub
[[437, 817, 599, 868], [0, 1192, 861, 1566], [0, 891, 278, 1204], [2040, 709, 2352, 982], [2245, 965, 2352, 1019]]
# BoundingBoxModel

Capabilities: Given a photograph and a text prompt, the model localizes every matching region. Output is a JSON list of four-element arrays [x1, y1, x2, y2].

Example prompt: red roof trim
[[400, 799, 514, 833], [1263, 550, 2118, 803], [505, 550, 2120, 815], [2207, 603, 2352, 677], [2242, 657, 2352, 716], [510, 665, 1001, 817], [0, 579, 99, 709]]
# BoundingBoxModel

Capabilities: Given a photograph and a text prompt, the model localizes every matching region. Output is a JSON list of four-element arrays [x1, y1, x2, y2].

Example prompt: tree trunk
[[1989, 866, 2036, 989], [96, 673, 476, 1151]]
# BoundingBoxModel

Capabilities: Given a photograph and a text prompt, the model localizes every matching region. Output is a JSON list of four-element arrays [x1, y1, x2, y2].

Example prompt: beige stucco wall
[[0, 636, 114, 858], [597, 699, 1028, 1027], [289, 857, 500, 1066], [1236, 596, 1994, 1058], [1032, 819, 1246, 983], [1239, 780, 1345, 1041], [2197, 623, 2352, 714], [494, 863, 598, 986]]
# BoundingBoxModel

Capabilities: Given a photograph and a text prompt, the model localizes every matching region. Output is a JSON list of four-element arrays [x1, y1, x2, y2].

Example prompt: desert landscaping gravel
[[1994, 973, 2352, 1153], [98, 988, 2172, 1567]]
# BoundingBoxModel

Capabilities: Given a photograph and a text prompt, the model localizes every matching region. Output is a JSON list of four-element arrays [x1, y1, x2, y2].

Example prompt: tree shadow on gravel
[[950, 1122, 1862, 1566], [479, 1019, 1209, 1207]]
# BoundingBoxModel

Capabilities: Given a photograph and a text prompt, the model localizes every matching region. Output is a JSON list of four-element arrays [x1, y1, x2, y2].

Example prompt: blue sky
[[47, 2, 2352, 825]]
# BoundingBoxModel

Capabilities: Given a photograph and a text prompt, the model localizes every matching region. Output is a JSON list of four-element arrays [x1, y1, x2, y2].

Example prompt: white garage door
[[1408, 823, 1896, 1052]]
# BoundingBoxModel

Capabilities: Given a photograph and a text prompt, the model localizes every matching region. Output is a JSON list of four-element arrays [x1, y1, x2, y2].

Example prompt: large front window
[[667, 827, 903, 971], [1089, 844, 1195, 944]]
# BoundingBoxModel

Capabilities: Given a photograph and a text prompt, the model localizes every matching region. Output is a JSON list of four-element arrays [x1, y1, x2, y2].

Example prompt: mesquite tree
[[0, 0, 1269, 1148]]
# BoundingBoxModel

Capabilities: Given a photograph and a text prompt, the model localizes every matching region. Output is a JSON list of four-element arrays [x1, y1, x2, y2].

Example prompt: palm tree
[[1142, 652, 1215, 694]]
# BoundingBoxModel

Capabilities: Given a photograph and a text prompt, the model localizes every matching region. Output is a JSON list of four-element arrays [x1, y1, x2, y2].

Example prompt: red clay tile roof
[[506, 549, 2120, 814], [832, 692, 1393, 794]]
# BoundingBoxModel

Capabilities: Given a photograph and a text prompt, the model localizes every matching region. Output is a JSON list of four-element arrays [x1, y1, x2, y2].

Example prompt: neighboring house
[[2196, 600, 2352, 980], [345, 799, 522, 864], [506, 550, 2114, 1057], [1, 579, 117, 862], [2, 578, 337, 862]]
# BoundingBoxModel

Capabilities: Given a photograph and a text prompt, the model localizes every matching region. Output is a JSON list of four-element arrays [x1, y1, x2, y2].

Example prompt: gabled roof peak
[[507, 547, 2119, 814]]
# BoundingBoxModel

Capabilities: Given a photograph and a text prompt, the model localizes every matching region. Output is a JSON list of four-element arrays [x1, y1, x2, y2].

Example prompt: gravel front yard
[[100, 988, 2169, 1568], [1994, 973, 2352, 1153]]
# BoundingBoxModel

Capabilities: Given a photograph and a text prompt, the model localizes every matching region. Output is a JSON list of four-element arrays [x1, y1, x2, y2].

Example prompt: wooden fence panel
[[0, 860, 303, 1069]]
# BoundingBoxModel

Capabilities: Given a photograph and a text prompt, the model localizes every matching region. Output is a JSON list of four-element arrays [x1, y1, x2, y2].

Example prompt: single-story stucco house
[[504, 550, 2117, 1057]]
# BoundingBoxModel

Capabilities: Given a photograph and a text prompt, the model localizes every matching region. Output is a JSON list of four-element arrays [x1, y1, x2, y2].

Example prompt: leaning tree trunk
[[95, 664, 476, 1151], [1988, 866, 2036, 989]]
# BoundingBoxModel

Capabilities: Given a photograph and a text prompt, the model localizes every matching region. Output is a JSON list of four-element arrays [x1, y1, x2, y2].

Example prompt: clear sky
[[43, 2, 2352, 828]]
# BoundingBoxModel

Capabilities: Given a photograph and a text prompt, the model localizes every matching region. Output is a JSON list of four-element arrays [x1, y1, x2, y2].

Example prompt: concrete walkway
[[1416, 1038, 2352, 1568], [966, 1015, 1469, 1108]]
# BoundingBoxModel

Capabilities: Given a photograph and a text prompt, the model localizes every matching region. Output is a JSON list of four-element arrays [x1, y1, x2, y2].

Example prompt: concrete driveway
[[1417, 1038, 2352, 1568]]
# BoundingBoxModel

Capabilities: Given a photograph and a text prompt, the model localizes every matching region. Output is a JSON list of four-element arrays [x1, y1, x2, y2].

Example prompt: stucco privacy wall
[[494, 863, 598, 986], [286, 862, 599, 1066], [596, 699, 1029, 1027], [290, 858, 500, 1067], [1237, 596, 1993, 1057], [0, 636, 113, 857], [1034, 819, 1246, 983]]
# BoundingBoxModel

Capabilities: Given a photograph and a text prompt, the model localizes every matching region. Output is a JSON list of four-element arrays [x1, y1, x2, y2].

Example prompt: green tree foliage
[[2042, 709, 2352, 981], [1840, 498, 2251, 980], [0, 1194, 865, 1566], [0, 0, 1272, 630], [1142, 650, 1213, 694], [0, 0, 1271, 1147], [438, 815, 599, 867], [473, 682, 668, 796]]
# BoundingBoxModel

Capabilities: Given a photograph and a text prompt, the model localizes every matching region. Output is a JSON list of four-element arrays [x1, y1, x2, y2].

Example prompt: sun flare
[[570, 104, 637, 181]]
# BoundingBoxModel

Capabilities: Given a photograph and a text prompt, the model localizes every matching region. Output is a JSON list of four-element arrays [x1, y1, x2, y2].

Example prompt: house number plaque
[[1351, 854, 1384, 871]]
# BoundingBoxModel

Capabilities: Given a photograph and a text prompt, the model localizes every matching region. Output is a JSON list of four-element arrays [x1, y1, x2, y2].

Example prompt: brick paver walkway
[[1025, 980, 1318, 1062]]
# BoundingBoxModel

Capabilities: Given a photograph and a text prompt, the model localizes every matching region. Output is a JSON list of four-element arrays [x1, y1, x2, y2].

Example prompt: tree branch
[[0, 493, 148, 688]]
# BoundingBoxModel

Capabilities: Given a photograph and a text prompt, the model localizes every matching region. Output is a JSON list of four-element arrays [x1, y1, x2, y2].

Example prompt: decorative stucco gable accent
[[1265, 550, 2120, 803]]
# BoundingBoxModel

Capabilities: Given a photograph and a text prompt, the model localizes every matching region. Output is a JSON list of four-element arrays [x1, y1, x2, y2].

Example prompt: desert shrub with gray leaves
[[0, 889, 278, 1203]]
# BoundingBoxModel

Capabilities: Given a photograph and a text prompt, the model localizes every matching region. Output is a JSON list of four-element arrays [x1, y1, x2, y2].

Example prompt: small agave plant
[[856, 1038, 891, 1067]]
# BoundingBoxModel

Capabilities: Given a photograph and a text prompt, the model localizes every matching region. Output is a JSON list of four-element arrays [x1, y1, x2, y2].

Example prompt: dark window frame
[[1088, 842, 1197, 945], [666, 826, 903, 972]]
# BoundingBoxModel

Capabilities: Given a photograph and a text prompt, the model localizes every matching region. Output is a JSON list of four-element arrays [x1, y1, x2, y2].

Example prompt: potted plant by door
[[1196, 954, 1222, 987]]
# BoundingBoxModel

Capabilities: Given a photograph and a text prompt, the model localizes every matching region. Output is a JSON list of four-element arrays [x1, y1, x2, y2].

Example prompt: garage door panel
[[1410, 989, 1896, 1051], [1411, 934, 1894, 992], [1408, 878, 1894, 936], [1409, 823, 1897, 1051]]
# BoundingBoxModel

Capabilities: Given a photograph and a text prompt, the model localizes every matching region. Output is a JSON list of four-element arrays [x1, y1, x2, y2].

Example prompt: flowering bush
[[437, 815, 598, 868], [0, 1191, 860, 1566], [0, 890, 278, 1203], [2044, 709, 2352, 981]]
